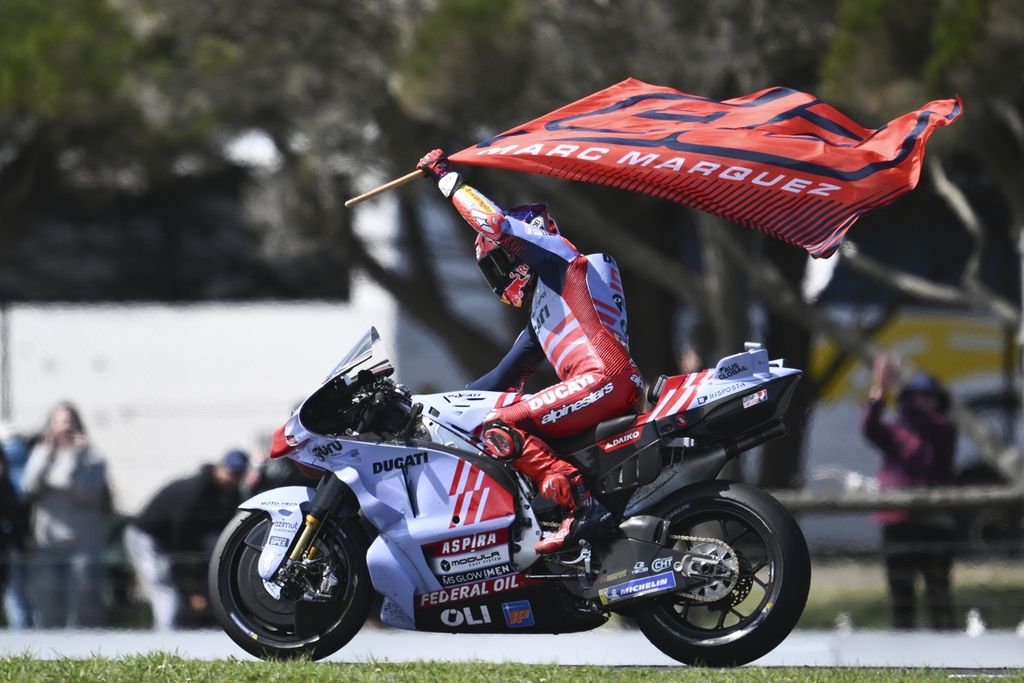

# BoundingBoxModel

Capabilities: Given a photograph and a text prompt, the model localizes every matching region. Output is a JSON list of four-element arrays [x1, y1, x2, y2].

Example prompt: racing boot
[[535, 473, 615, 554]]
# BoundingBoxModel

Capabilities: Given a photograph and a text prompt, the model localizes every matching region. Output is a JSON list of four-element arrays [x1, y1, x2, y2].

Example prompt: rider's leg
[[482, 419, 614, 553], [482, 364, 640, 552]]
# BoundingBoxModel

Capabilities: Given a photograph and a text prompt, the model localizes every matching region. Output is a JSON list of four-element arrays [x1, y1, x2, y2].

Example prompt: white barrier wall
[[2, 290, 463, 514]]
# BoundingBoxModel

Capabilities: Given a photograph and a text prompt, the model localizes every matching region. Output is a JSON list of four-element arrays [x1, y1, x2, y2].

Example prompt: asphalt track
[[2, 627, 1024, 668]]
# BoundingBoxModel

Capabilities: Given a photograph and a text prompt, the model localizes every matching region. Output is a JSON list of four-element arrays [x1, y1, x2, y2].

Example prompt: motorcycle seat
[[546, 412, 638, 455]]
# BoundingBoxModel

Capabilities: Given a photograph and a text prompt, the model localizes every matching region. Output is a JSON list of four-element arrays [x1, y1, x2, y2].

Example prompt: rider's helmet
[[474, 204, 559, 308]]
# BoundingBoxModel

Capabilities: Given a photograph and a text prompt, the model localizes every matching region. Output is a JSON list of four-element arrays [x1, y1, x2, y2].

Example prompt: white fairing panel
[[277, 436, 527, 628], [690, 348, 800, 408], [237, 486, 316, 581], [413, 390, 514, 447]]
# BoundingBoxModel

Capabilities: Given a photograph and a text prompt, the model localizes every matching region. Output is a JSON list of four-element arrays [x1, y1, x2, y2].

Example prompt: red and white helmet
[[473, 204, 559, 308], [474, 236, 533, 307]]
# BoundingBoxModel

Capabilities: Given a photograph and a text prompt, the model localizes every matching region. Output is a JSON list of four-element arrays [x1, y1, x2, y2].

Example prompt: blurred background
[[1, 0, 1023, 635]]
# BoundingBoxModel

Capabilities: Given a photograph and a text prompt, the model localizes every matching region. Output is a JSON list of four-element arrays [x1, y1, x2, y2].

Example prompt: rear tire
[[209, 510, 372, 660], [633, 481, 810, 667]]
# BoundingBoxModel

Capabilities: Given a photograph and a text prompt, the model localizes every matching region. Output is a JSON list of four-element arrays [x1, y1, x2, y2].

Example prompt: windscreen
[[325, 327, 382, 381]]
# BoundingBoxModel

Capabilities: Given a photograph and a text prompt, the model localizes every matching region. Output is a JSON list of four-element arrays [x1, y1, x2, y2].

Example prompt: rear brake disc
[[668, 535, 739, 603]]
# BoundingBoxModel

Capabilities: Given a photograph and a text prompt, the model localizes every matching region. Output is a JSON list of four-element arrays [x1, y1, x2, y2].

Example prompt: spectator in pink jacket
[[863, 355, 955, 630]]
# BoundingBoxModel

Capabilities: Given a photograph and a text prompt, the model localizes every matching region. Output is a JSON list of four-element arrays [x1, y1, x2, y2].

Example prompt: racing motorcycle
[[209, 327, 810, 667]]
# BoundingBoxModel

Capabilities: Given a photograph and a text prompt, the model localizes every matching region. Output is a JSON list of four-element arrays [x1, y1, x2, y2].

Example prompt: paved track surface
[[3, 627, 1024, 667]]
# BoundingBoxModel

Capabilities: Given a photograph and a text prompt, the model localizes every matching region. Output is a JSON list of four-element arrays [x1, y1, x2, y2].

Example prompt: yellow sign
[[811, 312, 1013, 403]]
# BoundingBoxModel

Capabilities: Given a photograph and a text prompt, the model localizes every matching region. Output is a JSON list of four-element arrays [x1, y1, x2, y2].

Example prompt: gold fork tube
[[288, 514, 322, 561]]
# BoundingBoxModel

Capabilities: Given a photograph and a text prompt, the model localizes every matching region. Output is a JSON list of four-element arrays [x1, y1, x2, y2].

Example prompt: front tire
[[209, 510, 372, 660], [633, 481, 810, 667]]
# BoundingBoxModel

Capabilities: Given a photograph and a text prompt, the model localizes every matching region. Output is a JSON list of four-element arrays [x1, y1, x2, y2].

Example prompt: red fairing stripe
[[448, 462, 515, 528], [640, 370, 713, 423], [269, 424, 295, 459]]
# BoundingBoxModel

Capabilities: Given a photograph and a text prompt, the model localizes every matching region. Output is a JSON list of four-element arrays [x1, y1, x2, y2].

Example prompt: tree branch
[[346, 227, 502, 379], [838, 242, 1020, 326], [927, 157, 985, 286], [714, 234, 1024, 483]]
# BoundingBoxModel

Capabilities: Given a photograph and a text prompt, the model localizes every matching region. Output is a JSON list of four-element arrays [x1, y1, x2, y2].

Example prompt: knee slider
[[481, 419, 523, 461]]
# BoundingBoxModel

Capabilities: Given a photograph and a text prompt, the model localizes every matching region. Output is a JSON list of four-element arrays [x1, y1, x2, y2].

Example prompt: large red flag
[[449, 78, 962, 258]]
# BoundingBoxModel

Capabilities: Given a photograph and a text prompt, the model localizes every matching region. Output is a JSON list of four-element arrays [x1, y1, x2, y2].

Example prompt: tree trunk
[[759, 239, 814, 489]]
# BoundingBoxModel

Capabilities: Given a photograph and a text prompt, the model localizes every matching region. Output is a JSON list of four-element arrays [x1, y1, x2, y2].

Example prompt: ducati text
[[540, 383, 614, 425], [527, 374, 598, 410], [372, 451, 430, 474]]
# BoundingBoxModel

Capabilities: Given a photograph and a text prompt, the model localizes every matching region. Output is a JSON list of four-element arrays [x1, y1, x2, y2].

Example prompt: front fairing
[[297, 327, 393, 437], [324, 327, 384, 382]]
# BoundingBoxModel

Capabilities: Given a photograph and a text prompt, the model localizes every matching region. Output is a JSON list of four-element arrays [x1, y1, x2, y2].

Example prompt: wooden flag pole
[[344, 169, 424, 208]]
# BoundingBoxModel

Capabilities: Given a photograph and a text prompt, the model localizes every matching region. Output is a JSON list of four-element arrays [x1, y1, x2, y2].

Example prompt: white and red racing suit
[[447, 180, 643, 492]]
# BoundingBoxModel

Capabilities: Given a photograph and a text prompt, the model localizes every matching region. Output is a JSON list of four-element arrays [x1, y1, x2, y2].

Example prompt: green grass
[[0, 656, 1017, 683]]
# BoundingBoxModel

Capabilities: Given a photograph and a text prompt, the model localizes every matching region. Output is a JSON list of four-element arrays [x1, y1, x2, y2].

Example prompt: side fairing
[[642, 349, 800, 425], [414, 390, 525, 447], [295, 438, 524, 629]]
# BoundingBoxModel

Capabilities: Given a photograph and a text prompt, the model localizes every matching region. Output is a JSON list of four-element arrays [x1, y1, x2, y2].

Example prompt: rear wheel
[[209, 510, 372, 660], [633, 481, 810, 667]]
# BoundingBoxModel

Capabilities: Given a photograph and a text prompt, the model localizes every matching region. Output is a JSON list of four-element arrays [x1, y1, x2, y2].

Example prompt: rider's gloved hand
[[418, 149, 454, 179], [418, 149, 460, 197], [539, 472, 573, 508]]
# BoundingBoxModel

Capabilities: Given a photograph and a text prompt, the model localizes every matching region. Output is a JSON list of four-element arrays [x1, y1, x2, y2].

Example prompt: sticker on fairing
[[418, 573, 524, 607], [429, 546, 510, 576], [598, 571, 676, 605], [742, 389, 768, 409], [439, 563, 515, 586], [502, 600, 535, 628], [423, 530, 507, 558]]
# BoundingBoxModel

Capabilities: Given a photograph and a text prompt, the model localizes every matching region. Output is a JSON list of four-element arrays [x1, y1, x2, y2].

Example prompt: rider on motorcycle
[[418, 149, 643, 554]]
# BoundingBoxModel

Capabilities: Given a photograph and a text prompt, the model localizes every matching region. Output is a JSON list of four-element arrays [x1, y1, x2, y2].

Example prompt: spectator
[[0, 422, 32, 629], [22, 402, 111, 628], [123, 449, 249, 630], [0, 449, 25, 624], [863, 354, 956, 630]]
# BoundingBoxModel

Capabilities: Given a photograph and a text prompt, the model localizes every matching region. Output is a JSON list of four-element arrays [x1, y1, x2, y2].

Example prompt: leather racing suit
[[440, 175, 643, 548]]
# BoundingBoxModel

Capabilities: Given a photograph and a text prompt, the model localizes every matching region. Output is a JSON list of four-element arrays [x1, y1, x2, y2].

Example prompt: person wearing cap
[[123, 449, 250, 630], [863, 354, 956, 630]]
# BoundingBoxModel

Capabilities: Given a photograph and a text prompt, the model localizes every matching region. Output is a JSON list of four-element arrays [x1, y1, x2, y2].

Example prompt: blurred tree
[[817, 0, 1024, 482], [391, 0, 837, 484], [0, 0, 135, 254], [3, 0, 1022, 485]]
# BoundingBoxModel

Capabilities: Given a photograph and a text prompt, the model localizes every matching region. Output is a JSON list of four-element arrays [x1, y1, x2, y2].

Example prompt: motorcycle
[[209, 327, 810, 667]]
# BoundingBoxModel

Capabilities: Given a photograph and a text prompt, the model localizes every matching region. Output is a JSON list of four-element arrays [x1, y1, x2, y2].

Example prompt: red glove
[[539, 473, 573, 508], [417, 149, 453, 180]]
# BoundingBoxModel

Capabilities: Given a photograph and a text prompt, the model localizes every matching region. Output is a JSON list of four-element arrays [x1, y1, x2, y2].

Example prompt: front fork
[[287, 475, 352, 563]]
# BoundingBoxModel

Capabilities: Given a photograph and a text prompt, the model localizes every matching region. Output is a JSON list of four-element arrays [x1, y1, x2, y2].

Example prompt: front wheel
[[209, 510, 373, 660], [633, 481, 810, 667]]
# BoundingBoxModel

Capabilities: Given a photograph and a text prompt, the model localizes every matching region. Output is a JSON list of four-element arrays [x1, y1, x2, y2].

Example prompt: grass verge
[[0, 655, 1012, 683]]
